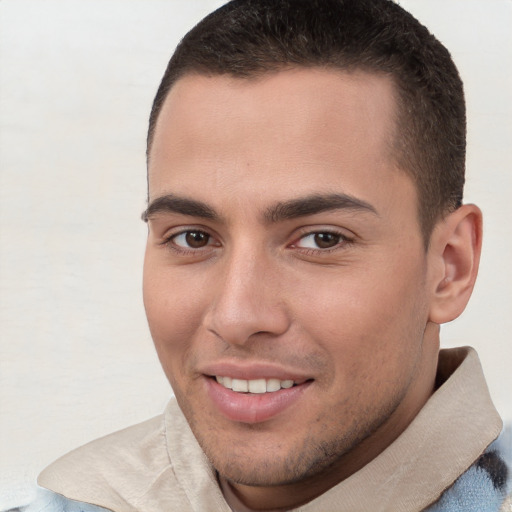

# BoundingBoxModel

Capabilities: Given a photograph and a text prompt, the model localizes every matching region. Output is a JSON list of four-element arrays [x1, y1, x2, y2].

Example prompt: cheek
[[293, 262, 428, 382], [143, 260, 204, 378]]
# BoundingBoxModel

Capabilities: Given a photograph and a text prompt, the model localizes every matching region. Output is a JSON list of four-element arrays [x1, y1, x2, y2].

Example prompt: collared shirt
[[37, 347, 502, 512]]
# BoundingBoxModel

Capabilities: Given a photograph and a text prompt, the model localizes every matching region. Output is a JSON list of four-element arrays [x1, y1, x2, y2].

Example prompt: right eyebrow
[[141, 194, 219, 222], [264, 193, 378, 223]]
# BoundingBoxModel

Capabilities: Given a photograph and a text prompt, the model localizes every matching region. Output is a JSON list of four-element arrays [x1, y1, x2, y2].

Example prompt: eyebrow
[[141, 192, 378, 224], [141, 195, 218, 222], [264, 193, 378, 223]]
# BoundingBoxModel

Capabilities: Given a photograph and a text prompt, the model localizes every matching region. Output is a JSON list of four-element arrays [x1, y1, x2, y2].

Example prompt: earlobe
[[428, 204, 483, 324]]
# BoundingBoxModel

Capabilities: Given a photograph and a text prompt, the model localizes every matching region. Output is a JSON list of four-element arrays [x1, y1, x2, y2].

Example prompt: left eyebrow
[[264, 193, 378, 223], [141, 194, 219, 222]]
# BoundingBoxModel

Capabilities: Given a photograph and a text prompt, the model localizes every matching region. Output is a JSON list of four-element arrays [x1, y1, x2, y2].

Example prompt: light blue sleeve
[[3, 488, 111, 512]]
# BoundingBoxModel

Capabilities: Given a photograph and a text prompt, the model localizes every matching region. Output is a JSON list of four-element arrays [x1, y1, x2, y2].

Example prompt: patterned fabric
[[426, 427, 511, 512], [425, 444, 510, 511]]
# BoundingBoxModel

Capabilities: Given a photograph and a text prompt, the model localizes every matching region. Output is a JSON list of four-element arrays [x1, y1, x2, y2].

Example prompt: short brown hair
[[147, 0, 466, 244]]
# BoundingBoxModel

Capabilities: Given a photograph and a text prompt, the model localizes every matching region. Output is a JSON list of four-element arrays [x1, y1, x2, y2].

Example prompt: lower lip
[[205, 377, 311, 424]]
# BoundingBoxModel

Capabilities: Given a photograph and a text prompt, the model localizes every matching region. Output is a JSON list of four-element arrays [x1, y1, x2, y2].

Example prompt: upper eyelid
[[169, 228, 213, 239], [291, 231, 353, 248], [291, 226, 354, 241], [161, 225, 217, 239]]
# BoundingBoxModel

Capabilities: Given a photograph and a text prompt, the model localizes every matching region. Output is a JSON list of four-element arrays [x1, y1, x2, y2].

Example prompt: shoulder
[[36, 410, 190, 512], [38, 413, 166, 489]]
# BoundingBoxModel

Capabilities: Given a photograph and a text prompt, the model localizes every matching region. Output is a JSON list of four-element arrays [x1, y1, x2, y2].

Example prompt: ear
[[428, 204, 483, 324]]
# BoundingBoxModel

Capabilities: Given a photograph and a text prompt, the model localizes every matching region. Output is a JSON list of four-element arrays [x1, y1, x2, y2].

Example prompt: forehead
[[148, 68, 411, 216]]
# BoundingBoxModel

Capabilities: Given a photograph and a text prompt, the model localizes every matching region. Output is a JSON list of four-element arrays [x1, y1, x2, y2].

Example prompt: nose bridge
[[206, 240, 289, 345]]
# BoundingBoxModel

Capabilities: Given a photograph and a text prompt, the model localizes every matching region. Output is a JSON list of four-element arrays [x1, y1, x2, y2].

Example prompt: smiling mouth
[[206, 374, 313, 423], [213, 376, 306, 394]]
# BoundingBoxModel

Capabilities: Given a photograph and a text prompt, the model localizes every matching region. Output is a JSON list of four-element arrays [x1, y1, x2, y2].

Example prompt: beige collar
[[166, 346, 502, 512]]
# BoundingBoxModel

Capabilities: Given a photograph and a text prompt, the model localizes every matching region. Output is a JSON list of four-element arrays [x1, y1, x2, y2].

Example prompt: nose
[[204, 248, 290, 346]]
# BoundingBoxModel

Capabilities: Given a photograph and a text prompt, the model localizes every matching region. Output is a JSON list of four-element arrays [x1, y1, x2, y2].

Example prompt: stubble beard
[[181, 388, 406, 489]]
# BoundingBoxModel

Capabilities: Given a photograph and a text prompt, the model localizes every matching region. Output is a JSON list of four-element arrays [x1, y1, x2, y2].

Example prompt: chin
[[200, 426, 357, 487]]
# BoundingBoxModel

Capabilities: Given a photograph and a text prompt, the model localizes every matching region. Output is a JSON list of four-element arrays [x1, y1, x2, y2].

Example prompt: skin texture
[[143, 69, 482, 510]]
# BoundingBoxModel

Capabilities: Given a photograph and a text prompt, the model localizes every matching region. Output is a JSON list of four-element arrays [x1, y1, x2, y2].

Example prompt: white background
[[0, 0, 511, 508]]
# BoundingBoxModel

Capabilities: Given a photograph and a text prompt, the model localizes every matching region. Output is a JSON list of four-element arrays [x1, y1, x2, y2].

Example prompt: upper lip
[[199, 361, 313, 383]]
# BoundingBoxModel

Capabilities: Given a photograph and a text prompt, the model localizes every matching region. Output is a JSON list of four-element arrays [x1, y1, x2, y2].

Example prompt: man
[[18, 0, 510, 510]]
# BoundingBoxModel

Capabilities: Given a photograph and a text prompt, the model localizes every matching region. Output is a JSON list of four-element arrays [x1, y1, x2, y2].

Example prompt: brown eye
[[313, 232, 341, 249], [172, 231, 211, 248], [295, 231, 345, 250], [185, 231, 210, 248]]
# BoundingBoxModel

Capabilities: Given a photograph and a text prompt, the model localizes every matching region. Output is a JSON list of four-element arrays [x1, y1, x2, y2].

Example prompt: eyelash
[[160, 228, 353, 256], [161, 229, 218, 256], [290, 229, 353, 254]]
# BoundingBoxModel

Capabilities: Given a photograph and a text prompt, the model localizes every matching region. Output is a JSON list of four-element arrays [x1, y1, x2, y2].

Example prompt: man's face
[[144, 69, 436, 488]]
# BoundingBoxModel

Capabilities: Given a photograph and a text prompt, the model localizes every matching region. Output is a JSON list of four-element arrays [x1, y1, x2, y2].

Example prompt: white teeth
[[215, 376, 297, 393], [248, 378, 266, 394], [231, 378, 248, 392], [266, 378, 281, 392]]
